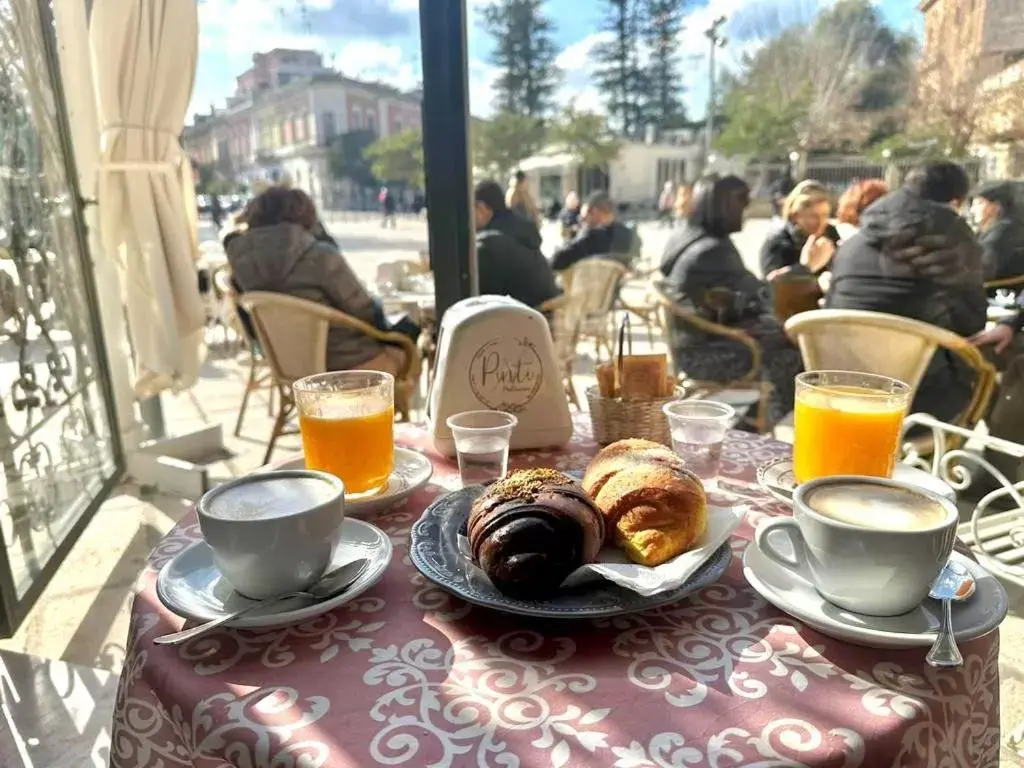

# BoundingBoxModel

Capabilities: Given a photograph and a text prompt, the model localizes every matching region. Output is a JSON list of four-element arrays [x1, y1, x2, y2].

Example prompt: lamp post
[[703, 16, 727, 166]]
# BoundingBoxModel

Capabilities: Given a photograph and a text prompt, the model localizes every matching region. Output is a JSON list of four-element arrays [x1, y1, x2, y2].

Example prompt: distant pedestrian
[[379, 186, 397, 229], [658, 181, 676, 227], [209, 193, 224, 230]]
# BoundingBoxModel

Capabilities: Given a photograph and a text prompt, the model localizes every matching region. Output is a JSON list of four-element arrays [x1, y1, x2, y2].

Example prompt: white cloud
[[553, 32, 611, 115]]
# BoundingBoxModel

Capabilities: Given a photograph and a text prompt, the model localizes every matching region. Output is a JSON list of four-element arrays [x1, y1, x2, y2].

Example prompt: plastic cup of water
[[662, 400, 736, 489], [446, 410, 518, 487]]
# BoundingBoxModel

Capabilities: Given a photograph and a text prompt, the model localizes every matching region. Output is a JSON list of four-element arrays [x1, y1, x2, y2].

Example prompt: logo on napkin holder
[[469, 337, 544, 412]]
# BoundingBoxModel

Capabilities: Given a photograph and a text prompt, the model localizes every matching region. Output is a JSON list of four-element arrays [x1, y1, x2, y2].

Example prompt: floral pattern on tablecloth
[[109, 417, 1001, 767]]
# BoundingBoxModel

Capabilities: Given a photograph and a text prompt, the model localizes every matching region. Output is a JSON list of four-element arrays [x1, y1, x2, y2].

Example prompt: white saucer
[[757, 457, 956, 505], [156, 519, 393, 629], [743, 539, 1007, 649], [273, 447, 432, 516]]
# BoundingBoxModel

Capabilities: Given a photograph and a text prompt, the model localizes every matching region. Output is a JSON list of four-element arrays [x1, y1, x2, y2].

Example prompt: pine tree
[[481, 0, 561, 119], [593, 0, 647, 138], [642, 0, 687, 132]]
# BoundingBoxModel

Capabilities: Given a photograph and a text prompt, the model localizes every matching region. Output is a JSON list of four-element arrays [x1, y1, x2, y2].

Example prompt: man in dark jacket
[[826, 165, 987, 422], [971, 181, 1024, 285], [474, 180, 560, 309], [549, 191, 641, 272]]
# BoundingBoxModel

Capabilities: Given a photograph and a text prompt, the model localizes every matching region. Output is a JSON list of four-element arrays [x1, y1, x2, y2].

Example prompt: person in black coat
[[550, 190, 640, 272], [474, 179, 560, 310], [760, 182, 841, 279], [826, 164, 987, 423], [660, 174, 802, 424], [971, 181, 1024, 287]]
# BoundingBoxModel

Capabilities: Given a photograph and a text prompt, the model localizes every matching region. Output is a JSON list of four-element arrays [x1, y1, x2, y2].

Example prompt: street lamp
[[704, 16, 727, 165]]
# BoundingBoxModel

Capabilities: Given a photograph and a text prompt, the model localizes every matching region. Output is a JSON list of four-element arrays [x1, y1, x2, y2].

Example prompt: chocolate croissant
[[582, 439, 707, 566], [468, 469, 605, 598]]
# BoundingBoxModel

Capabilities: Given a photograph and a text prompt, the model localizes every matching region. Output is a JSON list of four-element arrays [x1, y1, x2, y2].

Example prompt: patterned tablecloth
[[110, 418, 1000, 768]]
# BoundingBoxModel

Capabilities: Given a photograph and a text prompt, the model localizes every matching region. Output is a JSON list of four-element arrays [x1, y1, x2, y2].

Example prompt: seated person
[[760, 181, 840, 278], [550, 190, 641, 272], [225, 186, 418, 377], [826, 162, 986, 423], [971, 181, 1024, 287], [660, 174, 802, 425], [474, 179, 561, 309]]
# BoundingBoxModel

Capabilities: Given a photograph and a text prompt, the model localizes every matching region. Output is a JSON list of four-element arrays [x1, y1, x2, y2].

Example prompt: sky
[[189, 0, 924, 125]]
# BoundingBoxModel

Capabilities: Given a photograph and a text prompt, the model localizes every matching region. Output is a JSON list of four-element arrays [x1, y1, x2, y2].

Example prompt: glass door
[[0, 0, 122, 636]]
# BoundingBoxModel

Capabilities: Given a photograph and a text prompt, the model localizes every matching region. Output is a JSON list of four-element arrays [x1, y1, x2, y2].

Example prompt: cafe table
[[109, 417, 1000, 768]]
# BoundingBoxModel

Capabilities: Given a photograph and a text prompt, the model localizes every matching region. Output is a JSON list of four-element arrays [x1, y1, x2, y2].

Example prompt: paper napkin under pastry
[[561, 504, 747, 596], [458, 503, 747, 598]]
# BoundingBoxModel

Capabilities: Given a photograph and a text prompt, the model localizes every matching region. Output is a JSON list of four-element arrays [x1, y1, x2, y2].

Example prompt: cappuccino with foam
[[205, 475, 338, 521], [804, 481, 951, 532]]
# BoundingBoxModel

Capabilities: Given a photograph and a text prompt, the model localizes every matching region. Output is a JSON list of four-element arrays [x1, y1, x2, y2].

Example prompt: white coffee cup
[[755, 476, 958, 616], [197, 470, 346, 599]]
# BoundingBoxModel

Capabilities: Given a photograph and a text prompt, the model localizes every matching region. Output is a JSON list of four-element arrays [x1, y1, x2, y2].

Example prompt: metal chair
[[239, 292, 421, 464], [784, 309, 997, 434]]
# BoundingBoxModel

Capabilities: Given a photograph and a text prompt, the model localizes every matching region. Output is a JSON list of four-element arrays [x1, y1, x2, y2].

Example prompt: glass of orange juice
[[293, 371, 395, 499], [793, 371, 911, 484]]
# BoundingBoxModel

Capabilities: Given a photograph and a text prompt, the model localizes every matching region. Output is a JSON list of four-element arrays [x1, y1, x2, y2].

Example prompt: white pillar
[[52, 0, 144, 451]]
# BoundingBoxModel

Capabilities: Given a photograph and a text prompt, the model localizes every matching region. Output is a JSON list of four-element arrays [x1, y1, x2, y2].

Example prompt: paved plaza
[[2, 215, 1024, 765]]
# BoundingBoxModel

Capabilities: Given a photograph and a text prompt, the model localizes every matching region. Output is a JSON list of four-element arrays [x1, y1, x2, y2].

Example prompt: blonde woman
[[506, 170, 541, 228], [760, 181, 840, 277]]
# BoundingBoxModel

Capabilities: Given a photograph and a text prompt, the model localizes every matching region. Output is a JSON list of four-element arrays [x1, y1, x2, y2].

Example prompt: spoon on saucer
[[926, 560, 977, 668], [154, 558, 370, 646]]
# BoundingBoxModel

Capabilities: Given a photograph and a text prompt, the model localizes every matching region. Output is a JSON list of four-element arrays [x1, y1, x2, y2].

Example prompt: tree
[[481, 0, 561, 118], [641, 0, 687, 132], [548, 105, 621, 169], [363, 129, 424, 188], [329, 130, 378, 187], [473, 112, 546, 177], [593, 0, 647, 138], [715, 0, 914, 158]]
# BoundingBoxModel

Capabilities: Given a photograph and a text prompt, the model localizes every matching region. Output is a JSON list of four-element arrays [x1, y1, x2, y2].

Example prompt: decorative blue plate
[[409, 486, 733, 619]]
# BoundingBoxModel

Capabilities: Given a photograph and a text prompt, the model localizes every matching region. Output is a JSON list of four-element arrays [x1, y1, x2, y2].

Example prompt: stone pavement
[[2, 215, 1024, 766]]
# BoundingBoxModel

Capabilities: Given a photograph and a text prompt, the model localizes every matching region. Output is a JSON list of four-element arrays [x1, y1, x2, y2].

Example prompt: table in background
[[109, 417, 1000, 767]]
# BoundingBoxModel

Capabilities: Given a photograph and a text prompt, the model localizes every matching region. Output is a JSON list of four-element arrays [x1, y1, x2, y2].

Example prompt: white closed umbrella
[[90, 0, 205, 398]]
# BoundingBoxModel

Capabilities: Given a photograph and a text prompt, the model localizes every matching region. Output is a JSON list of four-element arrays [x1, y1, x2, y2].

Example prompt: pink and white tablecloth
[[110, 419, 1000, 767]]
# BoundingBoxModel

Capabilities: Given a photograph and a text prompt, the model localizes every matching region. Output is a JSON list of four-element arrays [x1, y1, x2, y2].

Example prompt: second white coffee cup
[[755, 476, 958, 616]]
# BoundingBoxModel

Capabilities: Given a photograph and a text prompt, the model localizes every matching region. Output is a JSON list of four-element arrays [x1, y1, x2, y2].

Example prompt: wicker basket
[[586, 315, 682, 446], [586, 385, 682, 446]]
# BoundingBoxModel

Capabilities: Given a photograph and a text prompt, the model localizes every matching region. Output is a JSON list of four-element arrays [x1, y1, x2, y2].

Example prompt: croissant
[[582, 439, 707, 566], [468, 469, 605, 598]]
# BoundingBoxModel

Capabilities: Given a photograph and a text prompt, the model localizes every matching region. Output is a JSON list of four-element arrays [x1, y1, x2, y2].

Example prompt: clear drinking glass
[[793, 370, 911, 483], [663, 400, 736, 488], [293, 371, 395, 500], [447, 410, 518, 487]]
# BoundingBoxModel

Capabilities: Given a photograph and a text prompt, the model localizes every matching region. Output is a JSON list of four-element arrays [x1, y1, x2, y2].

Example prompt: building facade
[[183, 49, 422, 207], [919, 0, 1024, 177]]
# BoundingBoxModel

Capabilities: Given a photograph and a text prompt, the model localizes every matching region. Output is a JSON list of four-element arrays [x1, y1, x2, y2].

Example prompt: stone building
[[182, 49, 422, 207], [918, 0, 1024, 176]]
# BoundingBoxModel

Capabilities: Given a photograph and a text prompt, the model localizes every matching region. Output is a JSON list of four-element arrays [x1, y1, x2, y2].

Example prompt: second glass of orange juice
[[793, 371, 911, 484], [293, 371, 395, 499]]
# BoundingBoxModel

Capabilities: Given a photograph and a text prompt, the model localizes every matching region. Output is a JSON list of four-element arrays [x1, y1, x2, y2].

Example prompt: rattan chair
[[617, 265, 665, 346], [559, 258, 630, 362], [784, 309, 997, 434], [239, 292, 421, 464], [538, 294, 578, 408], [652, 283, 769, 432], [984, 274, 1024, 293]]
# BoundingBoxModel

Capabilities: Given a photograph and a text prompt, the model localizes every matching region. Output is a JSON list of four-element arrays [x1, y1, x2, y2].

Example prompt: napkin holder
[[429, 295, 573, 456]]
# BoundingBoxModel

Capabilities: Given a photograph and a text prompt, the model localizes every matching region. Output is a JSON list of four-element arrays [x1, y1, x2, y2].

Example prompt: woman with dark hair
[[225, 185, 417, 375], [659, 174, 802, 424]]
